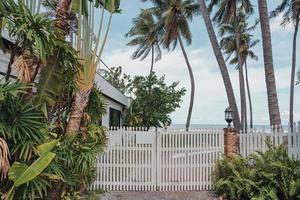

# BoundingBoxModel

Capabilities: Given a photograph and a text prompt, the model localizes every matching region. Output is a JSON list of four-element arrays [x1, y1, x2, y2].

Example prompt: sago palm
[[143, 0, 200, 131], [126, 10, 162, 74], [208, 0, 253, 131], [257, 0, 282, 126], [219, 12, 259, 128], [198, 0, 240, 129], [271, 0, 300, 129]]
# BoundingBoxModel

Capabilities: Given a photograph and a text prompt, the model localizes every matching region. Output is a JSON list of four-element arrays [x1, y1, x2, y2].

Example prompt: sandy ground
[[98, 191, 219, 200]]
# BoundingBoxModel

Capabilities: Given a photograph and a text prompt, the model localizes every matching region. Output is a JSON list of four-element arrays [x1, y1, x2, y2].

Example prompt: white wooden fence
[[90, 127, 224, 191], [91, 124, 300, 191], [239, 123, 300, 159]]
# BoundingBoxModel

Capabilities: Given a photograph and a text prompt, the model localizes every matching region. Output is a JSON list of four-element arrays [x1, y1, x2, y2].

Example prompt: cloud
[[102, 43, 300, 125], [270, 13, 294, 33]]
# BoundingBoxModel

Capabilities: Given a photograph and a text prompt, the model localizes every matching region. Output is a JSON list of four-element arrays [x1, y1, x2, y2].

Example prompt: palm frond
[[0, 138, 10, 181], [13, 55, 35, 83]]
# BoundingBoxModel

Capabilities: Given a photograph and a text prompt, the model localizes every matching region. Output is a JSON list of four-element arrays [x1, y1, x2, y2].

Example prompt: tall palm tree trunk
[[289, 13, 300, 130], [235, 29, 247, 131], [245, 60, 253, 128], [150, 45, 154, 74], [198, 0, 240, 129], [55, 0, 72, 37], [66, 90, 91, 134], [258, 0, 281, 126], [178, 35, 195, 131]]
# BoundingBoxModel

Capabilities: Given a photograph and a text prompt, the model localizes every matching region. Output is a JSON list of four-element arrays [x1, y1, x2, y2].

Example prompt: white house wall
[[101, 95, 124, 127], [0, 50, 10, 75]]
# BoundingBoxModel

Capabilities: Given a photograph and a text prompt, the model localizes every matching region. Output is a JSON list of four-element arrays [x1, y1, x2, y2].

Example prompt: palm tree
[[258, 0, 282, 126], [126, 10, 162, 74], [271, 0, 300, 129], [55, 0, 72, 38], [219, 12, 259, 128], [143, 0, 200, 130], [208, 0, 253, 131], [198, 0, 240, 129]]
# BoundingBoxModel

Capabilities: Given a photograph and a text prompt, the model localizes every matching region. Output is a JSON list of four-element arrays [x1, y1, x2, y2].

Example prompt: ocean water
[[170, 124, 289, 131]]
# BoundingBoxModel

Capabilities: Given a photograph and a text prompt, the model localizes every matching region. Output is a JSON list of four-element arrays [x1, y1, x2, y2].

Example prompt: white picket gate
[[239, 123, 300, 159], [90, 127, 224, 191]]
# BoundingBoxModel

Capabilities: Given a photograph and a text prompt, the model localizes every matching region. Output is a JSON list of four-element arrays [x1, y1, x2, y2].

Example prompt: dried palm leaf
[[83, 112, 91, 125], [0, 138, 10, 181], [13, 55, 35, 83]]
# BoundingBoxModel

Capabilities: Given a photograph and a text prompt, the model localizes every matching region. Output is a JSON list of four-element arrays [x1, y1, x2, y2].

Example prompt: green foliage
[[0, 0, 57, 61], [142, 0, 200, 49], [1, 0, 78, 112], [0, 82, 46, 161], [0, 82, 56, 199], [86, 85, 107, 124], [125, 72, 186, 128], [126, 9, 162, 65], [102, 66, 132, 94], [50, 124, 107, 193], [0, 81, 107, 199], [214, 144, 300, 200], [103, 0, 121, 14], [0, 1, 110, 199], [219, 11, 259, 66], [5, 140, 58, 199], [0, 80, 28, 101], [34, 41, 78, 111], [270, 0, 300, 27]]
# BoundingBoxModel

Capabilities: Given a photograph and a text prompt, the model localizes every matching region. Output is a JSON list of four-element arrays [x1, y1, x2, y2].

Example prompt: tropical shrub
[[49, 124, 107, 196], [0, 0, 111, 198], [125, 72, 186, 128], [102, 66, 132, 95], [0, 81, 107, 199], [85, 85, 107, 125], [214, 144, 300, 200], [0, 81, 58, 199]]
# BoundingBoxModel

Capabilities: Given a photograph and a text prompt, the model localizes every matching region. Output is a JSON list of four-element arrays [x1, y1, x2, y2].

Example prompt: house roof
[[1, 29, 13, 42], [94, 72, 129, 107]]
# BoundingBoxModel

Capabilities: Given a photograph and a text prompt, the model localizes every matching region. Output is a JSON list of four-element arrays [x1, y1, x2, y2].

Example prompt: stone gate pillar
[[224, 128, 239, 158]]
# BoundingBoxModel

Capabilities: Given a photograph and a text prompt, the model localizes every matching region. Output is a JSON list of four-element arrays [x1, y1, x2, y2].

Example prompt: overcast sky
[[100, 0, 300, 125]]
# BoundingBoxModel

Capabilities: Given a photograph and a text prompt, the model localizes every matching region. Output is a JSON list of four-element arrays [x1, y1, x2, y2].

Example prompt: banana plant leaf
[[5, 140, 58, 199], [34, 55, 64, 113], [8, 139, 58, 187]]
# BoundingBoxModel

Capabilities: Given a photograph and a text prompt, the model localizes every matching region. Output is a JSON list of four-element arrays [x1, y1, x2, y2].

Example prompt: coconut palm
[[271, 0, 300, 128], [198, 0, 240, 129], [142, 0, 200, 131], [208, 0, 253, 131], [219, 12, 259, 128], [126, 10, 162, 74], [258, 0, 282, 126]]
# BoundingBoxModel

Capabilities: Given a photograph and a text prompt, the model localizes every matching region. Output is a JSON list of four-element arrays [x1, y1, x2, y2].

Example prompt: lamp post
[[225, 107, 233, 128]]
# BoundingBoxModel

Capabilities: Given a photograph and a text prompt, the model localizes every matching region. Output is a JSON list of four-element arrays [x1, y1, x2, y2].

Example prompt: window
[[109, 108, 121, 127]]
